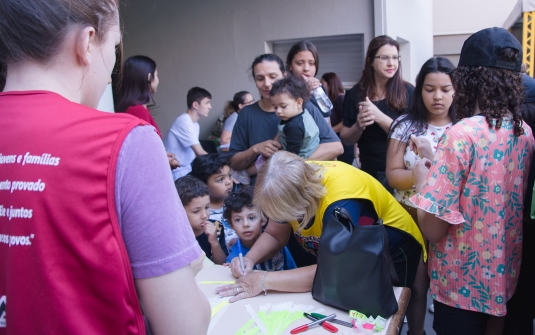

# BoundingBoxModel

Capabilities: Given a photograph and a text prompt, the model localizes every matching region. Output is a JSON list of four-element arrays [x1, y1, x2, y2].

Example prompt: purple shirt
[[115, 125, 201, 279]]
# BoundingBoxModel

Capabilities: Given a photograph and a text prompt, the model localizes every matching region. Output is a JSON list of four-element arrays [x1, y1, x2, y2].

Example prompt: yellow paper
[[200, 280, 235, 285], [211, 300, 229, 318]]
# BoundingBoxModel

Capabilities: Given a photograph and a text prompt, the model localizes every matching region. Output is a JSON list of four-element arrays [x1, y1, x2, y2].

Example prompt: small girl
[[269, 75, 320, 158]]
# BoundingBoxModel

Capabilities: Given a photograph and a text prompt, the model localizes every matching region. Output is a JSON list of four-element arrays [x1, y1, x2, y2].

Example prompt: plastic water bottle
[[311, 87, 333, 114]]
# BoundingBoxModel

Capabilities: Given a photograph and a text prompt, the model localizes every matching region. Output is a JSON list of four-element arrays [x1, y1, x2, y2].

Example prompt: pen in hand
[[237, 239, 245, 275]]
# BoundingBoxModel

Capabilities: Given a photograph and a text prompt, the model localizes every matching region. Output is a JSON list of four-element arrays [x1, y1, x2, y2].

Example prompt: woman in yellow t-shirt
[[216, 151, 425, 301]]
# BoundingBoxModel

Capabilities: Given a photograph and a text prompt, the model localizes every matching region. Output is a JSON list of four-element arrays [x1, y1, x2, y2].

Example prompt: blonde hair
[[254, 151, 326, 230]]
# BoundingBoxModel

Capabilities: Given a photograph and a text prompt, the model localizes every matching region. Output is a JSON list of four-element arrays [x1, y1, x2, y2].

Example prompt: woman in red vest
[[0, 0, 209, 334]]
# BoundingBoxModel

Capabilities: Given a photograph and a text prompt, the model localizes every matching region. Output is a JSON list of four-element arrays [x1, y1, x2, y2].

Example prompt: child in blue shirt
[[223, 189, 296, 271]]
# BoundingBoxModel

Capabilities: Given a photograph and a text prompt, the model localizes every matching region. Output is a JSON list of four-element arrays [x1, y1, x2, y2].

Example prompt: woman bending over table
[[216, 151, 425, 302]]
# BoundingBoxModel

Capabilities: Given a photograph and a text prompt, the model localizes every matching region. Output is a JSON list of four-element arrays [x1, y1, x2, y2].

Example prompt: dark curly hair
[[269, 75, 311, 104], [190, 153, 231, 184], [222, 189, 255, 223], [174, 175, 209, 206], [453, 48, 524, 136]]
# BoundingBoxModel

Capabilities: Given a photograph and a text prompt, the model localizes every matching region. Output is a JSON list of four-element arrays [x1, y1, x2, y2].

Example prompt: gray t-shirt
[[229, 101, 339, 157], [223, 112, 238, 132]]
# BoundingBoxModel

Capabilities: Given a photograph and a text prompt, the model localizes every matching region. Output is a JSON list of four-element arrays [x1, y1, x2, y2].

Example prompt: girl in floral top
[[411, 28, 535, 335], [386, 56, 456, 335]]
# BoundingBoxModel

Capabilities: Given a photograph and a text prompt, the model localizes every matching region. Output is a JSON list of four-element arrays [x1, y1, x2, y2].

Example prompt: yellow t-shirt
[[290, 161, 427, 260]]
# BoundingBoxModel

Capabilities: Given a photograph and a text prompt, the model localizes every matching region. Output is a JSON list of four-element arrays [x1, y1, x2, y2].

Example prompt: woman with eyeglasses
[[340, 35, 413, 190]]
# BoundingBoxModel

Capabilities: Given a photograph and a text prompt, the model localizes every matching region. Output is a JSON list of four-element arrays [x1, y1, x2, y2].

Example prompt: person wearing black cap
[[502, 73, 535, 335], [411, 27, 535, 335]]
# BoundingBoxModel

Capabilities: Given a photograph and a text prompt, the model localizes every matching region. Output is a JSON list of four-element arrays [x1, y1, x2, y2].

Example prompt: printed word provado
[[0, 179, 46, 193]]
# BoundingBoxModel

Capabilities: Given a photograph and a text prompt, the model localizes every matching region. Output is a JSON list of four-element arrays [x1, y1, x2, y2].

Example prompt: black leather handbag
[[312, 207, 400, 317]]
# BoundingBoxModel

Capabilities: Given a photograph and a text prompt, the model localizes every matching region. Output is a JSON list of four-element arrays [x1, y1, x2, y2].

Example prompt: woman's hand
[[215, 271, 264, 303], [412, 157, 432, 193], [356, 106, 375, 130], [410, 135, 434, 160], [358, 97, 392, 132], [229, 255, 254, 278], [303, 76, 322, 91]]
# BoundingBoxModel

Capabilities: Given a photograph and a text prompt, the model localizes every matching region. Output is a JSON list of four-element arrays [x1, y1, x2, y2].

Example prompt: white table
[[196, 264, 410, 335]]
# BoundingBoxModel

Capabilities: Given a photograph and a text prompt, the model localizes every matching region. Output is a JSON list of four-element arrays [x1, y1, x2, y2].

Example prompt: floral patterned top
[[411, 115, 534, 316], [390, 114, 452, 207]]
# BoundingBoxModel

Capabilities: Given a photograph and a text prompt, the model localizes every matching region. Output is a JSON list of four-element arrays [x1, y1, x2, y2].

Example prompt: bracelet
[[261, 271, 267, 296]]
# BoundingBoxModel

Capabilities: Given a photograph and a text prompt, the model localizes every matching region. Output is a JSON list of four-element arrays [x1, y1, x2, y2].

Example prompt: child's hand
[[203, 221, 218, 245], [410, 135, 434, 160]]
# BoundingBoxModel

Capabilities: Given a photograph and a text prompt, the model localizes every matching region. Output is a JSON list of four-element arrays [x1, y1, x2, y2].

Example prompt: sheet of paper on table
[[196, 264, 405, 335]]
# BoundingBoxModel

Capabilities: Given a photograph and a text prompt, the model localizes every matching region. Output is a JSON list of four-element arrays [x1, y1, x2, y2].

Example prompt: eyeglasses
[[243, 99, 255, 105], [374, 55, 401, 62]]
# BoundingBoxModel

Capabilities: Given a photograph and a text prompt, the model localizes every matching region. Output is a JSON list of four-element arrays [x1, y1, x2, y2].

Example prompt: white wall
[[96, 84, 115, 113], [380, 0, 434, 83], [120, 0, 374, 139], [432, 0, 519, 65], [433, 0, 518, 35]]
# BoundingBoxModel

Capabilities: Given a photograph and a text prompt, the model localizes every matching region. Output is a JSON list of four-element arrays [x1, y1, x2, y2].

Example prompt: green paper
[[276, 311, 306, 335], [233, 319, 254, 335], [245, 326, 259, 335], [267, 310, 287, 335]]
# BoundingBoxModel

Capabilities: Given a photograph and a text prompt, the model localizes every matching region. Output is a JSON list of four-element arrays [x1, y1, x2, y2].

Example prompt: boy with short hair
[[165, 87, 212, 180], [223, 189, 296, 271], [175, 175, 227, 265], [190, 154, 238, 248]]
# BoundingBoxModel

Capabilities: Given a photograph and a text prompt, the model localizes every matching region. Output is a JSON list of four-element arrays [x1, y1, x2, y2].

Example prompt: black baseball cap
[[458, 27, 522, 72]]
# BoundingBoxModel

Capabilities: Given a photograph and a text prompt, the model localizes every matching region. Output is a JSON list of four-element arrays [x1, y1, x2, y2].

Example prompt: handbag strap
[[386, 244, 401, 287], [375, 218, 401, 287]]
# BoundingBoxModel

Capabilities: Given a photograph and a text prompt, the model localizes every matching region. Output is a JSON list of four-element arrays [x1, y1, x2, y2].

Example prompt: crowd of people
[[1, 1, 535, 335]]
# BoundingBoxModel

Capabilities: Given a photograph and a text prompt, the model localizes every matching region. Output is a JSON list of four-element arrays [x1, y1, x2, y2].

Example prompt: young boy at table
[[190, 153, 238, 249], [223, 189, 296, 271], [175, 175, 227, 264]]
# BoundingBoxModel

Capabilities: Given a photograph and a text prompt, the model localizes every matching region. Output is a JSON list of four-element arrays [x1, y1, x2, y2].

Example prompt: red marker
[[290, 313, 336, 334], [303, 313, 338, 333]]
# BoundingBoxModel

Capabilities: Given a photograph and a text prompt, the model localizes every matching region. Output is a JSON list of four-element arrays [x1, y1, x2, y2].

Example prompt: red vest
[[0, 91, 146, 334]]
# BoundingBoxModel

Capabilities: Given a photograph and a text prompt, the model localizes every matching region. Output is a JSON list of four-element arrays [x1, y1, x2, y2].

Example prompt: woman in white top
[[386, 56, 456, 335]]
